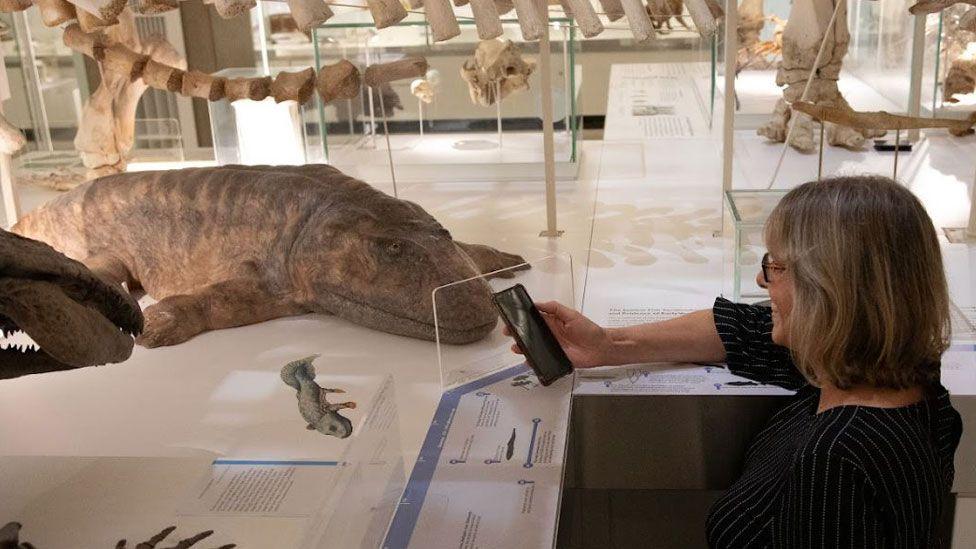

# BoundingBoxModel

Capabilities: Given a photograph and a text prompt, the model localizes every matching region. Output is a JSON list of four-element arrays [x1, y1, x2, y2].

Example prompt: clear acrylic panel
[[433, 253, 575, 388]]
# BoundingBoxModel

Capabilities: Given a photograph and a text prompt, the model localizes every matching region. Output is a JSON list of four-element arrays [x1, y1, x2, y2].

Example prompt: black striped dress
[[705, 298, 963, 548]]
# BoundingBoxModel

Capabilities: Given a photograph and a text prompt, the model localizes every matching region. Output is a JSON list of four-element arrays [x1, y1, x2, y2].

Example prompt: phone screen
[[492, 284, 573, 386]]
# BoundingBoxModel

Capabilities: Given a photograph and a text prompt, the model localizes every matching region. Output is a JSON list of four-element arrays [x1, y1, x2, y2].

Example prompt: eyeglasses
[[761, 252, 787, 284]]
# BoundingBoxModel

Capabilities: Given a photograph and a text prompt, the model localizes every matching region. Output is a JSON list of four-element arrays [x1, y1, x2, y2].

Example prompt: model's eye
[[387, 242, 402, 256]]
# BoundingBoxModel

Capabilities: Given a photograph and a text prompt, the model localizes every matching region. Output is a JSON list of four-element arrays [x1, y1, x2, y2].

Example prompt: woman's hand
[[503, 301, 613, 369]]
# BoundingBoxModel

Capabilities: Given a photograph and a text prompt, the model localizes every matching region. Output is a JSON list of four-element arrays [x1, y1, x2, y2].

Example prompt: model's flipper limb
[[453, 241, 529, 279], [137, 279, 306, 348]]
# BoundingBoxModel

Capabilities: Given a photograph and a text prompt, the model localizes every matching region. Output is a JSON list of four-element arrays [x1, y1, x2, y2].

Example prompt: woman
[[508, 176, 962, 547]]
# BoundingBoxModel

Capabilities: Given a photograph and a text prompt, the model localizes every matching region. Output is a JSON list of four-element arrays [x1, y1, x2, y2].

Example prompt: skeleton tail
[[280, 354, 320, 390], [949, 112, 976, 137]]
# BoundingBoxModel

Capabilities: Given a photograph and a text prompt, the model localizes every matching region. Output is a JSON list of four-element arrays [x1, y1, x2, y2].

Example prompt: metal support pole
[[817, 123, 825, 181], [0, 102, 19, 227], [893, 129, 901, 181], [538, 3, 562, 238], [721, 0, 738, 195], [907, 13, 926, 141], [967, 164, 976, 238]]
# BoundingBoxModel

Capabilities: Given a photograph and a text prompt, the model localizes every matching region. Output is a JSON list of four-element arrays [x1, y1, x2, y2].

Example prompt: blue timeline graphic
[[524, 418, 541, 468]]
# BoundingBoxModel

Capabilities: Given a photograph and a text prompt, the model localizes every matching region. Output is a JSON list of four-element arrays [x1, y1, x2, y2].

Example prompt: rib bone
[[286, 0, 334, 32], [425, 0, 461, 42], [364, 56, 429, 86]]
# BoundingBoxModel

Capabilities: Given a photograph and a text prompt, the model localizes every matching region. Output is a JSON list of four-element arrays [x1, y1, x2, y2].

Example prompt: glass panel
[[725, 190, 788, 301], [434, 253, 575, 388]]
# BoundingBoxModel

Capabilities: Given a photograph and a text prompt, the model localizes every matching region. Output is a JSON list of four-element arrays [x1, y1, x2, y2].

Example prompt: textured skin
[[0, 228, 141, 379], [14, 165, 526, 347]]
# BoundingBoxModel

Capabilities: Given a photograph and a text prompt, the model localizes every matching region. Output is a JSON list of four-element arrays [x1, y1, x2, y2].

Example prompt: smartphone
[[492, 284, 573, 386]]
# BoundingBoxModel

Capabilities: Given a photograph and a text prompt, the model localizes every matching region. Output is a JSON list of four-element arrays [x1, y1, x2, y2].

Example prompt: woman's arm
[[509, 302, 725, 368], [603, 309, 727, 366]]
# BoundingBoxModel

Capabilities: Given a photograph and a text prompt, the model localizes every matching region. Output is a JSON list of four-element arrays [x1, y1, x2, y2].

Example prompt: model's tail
[[280, 354, 320, 390], [949, 112, 976, 137]]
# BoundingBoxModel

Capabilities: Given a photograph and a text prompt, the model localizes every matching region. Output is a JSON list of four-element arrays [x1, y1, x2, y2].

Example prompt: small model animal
[[791, 101, 976, 136], [0, 228, 142, 380], [280, 355, 356, 439], [13, 165, 526, 348]]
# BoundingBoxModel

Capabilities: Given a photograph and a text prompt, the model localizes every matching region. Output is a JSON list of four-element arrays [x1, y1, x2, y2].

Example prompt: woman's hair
[[764, 175, 950, 390]]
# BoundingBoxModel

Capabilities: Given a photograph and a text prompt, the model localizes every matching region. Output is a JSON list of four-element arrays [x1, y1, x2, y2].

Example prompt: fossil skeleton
[[791, 101, 976, 135], [0, 521, 235, 549], [461, 39, 536, 107], [757, 0, 886, 152]]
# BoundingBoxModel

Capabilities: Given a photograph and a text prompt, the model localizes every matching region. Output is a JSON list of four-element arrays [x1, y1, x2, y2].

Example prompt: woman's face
[[756, 249, 794, 347]]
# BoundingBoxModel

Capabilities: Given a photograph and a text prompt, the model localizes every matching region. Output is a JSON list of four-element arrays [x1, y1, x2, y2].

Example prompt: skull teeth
[[0, 341, 39, 354]]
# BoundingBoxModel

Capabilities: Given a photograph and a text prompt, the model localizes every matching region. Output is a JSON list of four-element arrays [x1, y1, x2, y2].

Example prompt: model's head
[[761, 175, 950, 390]]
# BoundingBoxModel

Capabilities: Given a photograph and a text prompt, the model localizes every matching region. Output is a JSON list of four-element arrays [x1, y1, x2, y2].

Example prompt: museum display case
[[721, 0, 934, 191], [923, 4, 976, 115], [1, 9, 86, 152], [310, 10, 582, 183]]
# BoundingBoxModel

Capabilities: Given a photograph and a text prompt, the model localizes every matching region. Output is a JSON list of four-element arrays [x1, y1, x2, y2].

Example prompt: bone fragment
[[620, 0, 655, 42], [0, 114, 26, 155], [560, 0, 604, 38], [791, 100, 976, 136], [469, 0, 504, 39], [181, 70, 226, 100], [72, 0, 128, 22], [366, 0, 408, 29], [102, 44, 150, 82], [316, 59, 361, 104], [364, 56, 429, 87], [77, 9, 115, 31], [271, 67, 316, 104], [213, 0, 255, 18], [704, 0, 724, 17], [36, 0, 77, 25], [685, 0, 720, 38], [962, 8, 976, 32], [142, 60, 185, 92], [286, 0, 334, 32], [494, 0, 514, 14], [133, 0, 181, 14], [425, 0, 461, 42], [511, 0, 545, 40], [224, 76, 272, 102], [596, 0, 625, 21], [64, 23, 107, 60], [0, 0, 32, 11]]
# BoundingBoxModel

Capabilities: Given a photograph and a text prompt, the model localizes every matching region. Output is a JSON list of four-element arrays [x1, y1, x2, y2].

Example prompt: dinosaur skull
[[460, 39, 535, 107], [0, 229, 142, 379]]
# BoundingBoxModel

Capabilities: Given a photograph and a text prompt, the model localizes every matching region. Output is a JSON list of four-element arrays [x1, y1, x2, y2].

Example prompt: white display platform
[[326, 131, 580, 183]]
